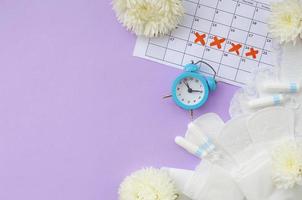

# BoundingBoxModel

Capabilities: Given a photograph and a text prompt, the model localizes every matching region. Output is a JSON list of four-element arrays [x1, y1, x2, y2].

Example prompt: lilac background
[[0, 1, 238, 199]]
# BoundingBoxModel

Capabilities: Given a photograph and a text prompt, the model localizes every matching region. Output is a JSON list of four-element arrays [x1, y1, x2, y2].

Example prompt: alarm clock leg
[[163, 94, 172, 99], [190, 110, 193, 119]]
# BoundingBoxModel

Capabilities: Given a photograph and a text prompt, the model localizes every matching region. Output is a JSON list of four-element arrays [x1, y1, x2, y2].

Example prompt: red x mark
[[228, 43, 242, 55], [245, 48, 259, 59], [210, 36, 225, 49], [194, 32, 206, 46]]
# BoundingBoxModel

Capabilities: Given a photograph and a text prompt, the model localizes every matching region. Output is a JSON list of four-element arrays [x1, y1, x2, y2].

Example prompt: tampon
[[189, 123, 215, 151], [262, 82, 300, 93], [175, 136, 202, 158], [247, 94, 285, 109]]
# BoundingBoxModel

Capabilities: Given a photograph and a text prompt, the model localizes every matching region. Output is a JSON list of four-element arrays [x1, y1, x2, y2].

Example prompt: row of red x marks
[[194, 32, 259, 59]]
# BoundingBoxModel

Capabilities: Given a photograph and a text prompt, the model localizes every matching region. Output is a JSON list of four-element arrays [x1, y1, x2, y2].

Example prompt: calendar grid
[[235, 1, 257, 81], [142, 51, 239, 83], [193, 1, 270, 23], [217, 0, 240, 76], [199, 0, 221, 74], [181, 0, 201, 67], [148, 27, 274, 66], [170, 24, 274, 55], [137, 0, 277, 86], [147, 36, 273, 67], [258, 32, 269, 65], [145, 42, 256, 73], [141, 48, 257, 83], [182, 13, 270, 38], [163, 31, 173, 61]]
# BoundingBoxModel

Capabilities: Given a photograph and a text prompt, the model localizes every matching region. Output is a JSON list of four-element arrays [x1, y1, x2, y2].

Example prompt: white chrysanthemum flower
[[269, 0, 302, 44], [119, 168, 179, 200], [272, 141, 302, 189], [112, 0, 184, 37]]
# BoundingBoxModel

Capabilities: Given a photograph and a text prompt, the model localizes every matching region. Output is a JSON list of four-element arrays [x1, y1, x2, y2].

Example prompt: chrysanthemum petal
[[269, 0, 302, 44], [119, 168, 179, 200], [113, 0, 184, 37]]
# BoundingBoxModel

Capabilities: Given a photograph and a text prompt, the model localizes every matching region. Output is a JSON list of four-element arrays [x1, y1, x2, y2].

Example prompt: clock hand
[[191, 90, 203, 93], [184, 80, 195, 93], [184, 81, 191, 89]]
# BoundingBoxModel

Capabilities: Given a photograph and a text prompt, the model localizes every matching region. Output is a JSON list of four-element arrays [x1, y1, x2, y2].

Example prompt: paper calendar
[[134, 0, 277, 87]]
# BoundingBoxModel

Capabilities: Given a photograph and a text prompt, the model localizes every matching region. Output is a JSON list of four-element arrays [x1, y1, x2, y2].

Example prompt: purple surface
[[0, 1, 238, 199]]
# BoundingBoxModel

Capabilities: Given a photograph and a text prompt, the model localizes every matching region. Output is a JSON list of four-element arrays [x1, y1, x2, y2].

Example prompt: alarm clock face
[[172, 73, 209, 110]]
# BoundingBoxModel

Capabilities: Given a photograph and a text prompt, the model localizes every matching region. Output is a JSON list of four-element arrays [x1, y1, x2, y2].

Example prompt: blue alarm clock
[[164, 60, 217, 117]]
